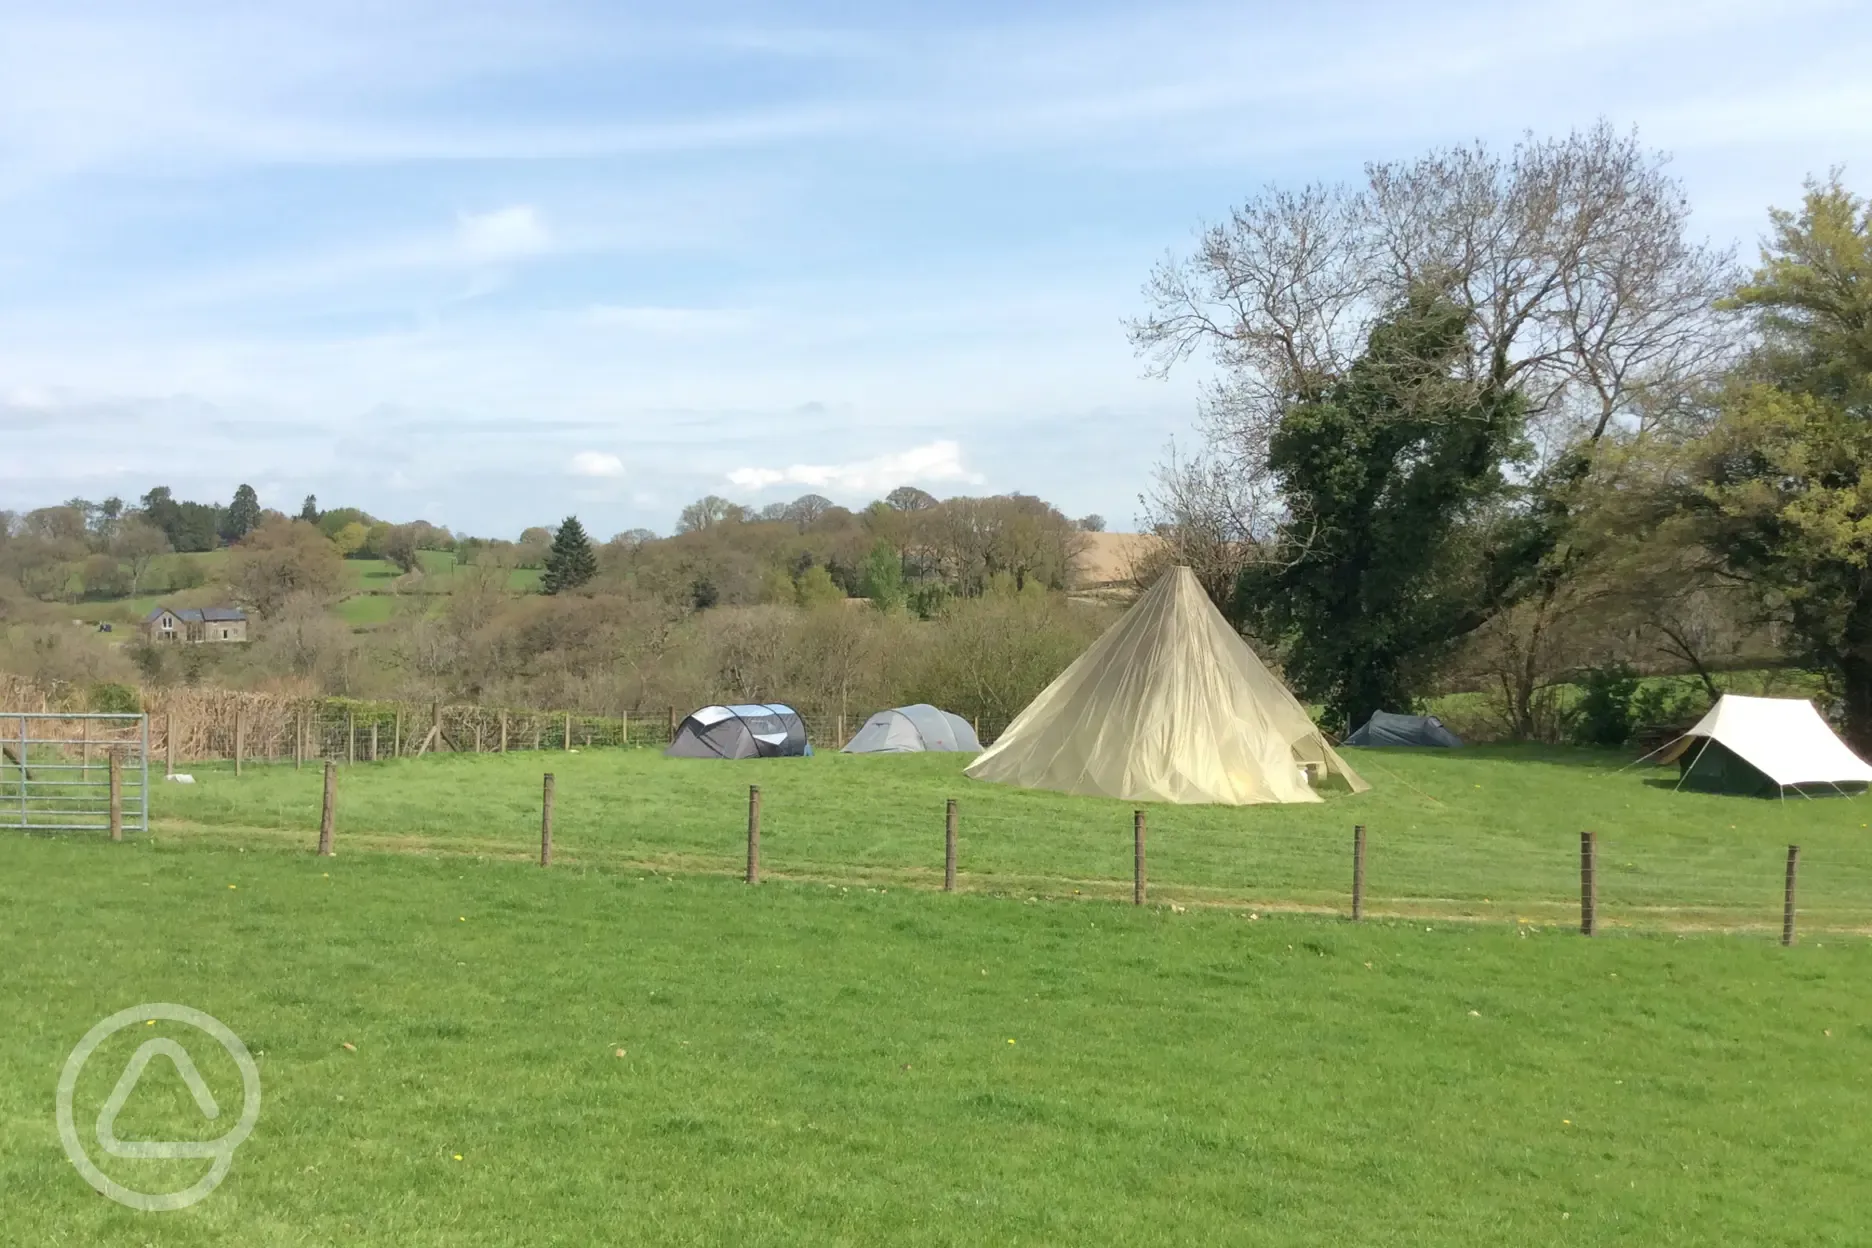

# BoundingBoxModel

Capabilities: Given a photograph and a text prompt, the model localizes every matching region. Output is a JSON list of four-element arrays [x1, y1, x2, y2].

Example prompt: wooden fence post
[[393, 709, 403, 758], [533, 718, 542, 751], [541, 773, 555, 867], [234, 705, 245, 777], [475, 718, 484, 754], [1134, 809, 1147, 906], [318, 762, 336, 856], [370, 720, 379, 763], [499, 712, 509, 754], [621, 710, 629, 748], [109, 753, 123, 842], [1352, 824, 1366, 921], [294, 709, 304, 770], [1580, 831, 1597, 937], [944, 798, 958, 892], [746, 785, 761, 884], [346, 711, 356, 766], [564, 712, 572, 752], [165, 710, 176, 777], [1783, 845, 1800, 947]]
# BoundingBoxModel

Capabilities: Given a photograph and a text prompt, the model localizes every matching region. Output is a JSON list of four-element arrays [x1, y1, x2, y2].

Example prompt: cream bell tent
[[1656, 695, 1872, 796], [964, 566, 1368, 805]]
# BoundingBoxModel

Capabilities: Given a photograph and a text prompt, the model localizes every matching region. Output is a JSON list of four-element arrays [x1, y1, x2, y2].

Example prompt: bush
[[87, 682, 142, 713], [1569, 663, 1640, 747], [1630, 680, 1706, 739]]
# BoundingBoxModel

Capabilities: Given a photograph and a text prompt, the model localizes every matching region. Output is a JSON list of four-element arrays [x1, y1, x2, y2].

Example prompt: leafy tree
[[541, 516, 598, 594], [112, 519, 171, 596], [782, 494, 834, 528], [138, 486, 223, 552], [331, 521, 370, 557], [1076, 514, 1107, 532], [382, 524, 424, 574], [80, 553, 131, 599], [299, 495, 320, 523], [1237, 288, 1528, 732], [228, 519, 347, 619], [1686, 177, 1872, 746], [316, 506, 371, 539], [794, 563, 845, 608], [223, 484, 262, 542], [859, 540, 906, 612], [885, 486, 938, 512], [676, 495, 746, 533]]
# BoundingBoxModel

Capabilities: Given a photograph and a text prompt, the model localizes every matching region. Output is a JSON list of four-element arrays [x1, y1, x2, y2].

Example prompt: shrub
[[87, 682, 142, 713], [1569, 663, 1640, 747]]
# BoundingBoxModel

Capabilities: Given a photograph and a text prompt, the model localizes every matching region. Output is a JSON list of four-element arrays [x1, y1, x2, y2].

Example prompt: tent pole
[[1673, 738, 1714, 793]]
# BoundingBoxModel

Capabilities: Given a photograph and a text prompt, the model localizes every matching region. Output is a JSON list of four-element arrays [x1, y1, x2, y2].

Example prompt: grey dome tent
[[1344, 711, 1463, 748], [841, 705, 982, 754], [665, 704, 811, 759]]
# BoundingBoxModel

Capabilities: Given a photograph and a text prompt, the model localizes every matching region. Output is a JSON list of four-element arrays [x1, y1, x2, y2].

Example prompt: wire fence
[[129, 697, 1015, 770]]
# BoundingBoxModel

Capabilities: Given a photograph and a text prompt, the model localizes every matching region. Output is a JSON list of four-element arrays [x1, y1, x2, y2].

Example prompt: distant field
[[140, 745, 1872, 933], [68, 548, 543, 632], [2, 804, 1867, 1243]]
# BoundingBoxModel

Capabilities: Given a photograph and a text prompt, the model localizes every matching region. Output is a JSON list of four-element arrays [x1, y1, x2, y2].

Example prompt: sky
[[2, 0, 1870, 539]]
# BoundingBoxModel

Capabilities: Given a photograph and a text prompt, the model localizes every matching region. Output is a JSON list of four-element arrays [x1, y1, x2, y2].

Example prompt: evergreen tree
[[299, 494, 320, 523], [224, 484, 262, 542], [541, 515, 598, 594], [1238, 288, 1528, 732]]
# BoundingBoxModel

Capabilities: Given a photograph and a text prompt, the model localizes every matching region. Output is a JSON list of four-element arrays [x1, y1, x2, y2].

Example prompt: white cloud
[[569, 450, 625, 478], [457, 206, 551, 263], [727, 439, 979, 495]]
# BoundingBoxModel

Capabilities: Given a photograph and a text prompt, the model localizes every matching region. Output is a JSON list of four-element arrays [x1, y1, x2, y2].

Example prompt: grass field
[[143, 746, 1872, 933], [3, 814, 1868, 1245], [73, 549, 543, 632]]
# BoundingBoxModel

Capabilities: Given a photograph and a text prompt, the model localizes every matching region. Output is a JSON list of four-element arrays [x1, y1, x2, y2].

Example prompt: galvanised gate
[[1, 712, 150, 834]]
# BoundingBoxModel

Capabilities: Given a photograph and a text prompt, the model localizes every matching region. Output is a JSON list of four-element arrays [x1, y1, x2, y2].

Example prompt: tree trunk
[[1839, 655, 1872, 758]]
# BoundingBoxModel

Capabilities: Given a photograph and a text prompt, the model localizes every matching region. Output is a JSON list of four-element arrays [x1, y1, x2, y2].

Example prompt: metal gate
[[1, 712, 150, 833]]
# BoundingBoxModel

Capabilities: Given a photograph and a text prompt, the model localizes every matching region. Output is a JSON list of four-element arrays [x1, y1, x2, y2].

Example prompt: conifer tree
[[541, 515, 597, 594]]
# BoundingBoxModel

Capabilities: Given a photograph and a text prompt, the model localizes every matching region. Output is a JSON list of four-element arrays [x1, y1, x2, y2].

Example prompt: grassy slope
[[2, 831, 1867, 1246], [146, 747, 1872, 932], [70, 550, 543, 632]]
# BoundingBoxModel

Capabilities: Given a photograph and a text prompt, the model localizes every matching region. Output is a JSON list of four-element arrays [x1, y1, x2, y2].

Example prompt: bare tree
[[1132, 124, 1734, 491], [676, 495, 747, 534], [1133, 441, 1275, 605], [1129, 124, 1739, 682]]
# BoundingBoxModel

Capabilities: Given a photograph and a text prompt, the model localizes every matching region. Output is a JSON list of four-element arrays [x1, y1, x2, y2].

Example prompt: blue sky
[[2, 0, 1869, 538]]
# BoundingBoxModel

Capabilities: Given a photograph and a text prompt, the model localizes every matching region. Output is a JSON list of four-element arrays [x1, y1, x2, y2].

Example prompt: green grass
[[69, 550, 543, 633], [141, 746, 1872, 933], [2, 828, 1868, 1245]]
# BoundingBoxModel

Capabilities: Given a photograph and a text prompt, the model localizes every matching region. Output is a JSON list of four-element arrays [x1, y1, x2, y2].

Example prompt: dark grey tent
[[665, 704, 811, 759], [841, 705, 982, 754], [1344, 711, 1463, 748]]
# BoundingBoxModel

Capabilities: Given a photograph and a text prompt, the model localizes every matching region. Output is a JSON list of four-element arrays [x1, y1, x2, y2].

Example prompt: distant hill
[[1072, 532, 1163, 592]]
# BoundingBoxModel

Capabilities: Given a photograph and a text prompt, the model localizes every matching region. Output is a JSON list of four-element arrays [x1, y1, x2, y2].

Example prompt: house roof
[[145, 606, 247, 624]]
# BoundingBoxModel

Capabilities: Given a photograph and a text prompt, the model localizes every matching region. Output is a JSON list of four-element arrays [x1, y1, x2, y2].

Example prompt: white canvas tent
[[1656, 695, 1872, 794], [964, 566, 1368, 805]]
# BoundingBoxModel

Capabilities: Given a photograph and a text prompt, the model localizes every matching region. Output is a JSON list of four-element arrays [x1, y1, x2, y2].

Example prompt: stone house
[[144, 606, 249, 644]]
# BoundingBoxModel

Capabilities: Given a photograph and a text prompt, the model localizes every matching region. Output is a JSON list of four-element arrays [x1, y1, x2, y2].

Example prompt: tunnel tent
[[665, 704, 811, 759], [841, 705, 982, 754], [1656, 695, 1872, 796], [965, 566, 1367, 805], [1344, 711, 1464, 748]]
